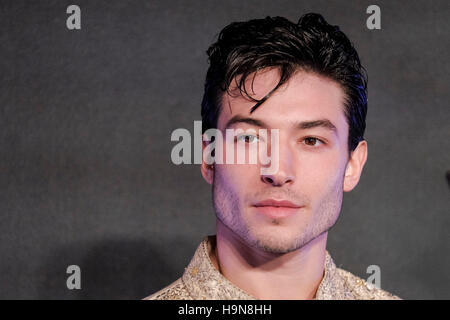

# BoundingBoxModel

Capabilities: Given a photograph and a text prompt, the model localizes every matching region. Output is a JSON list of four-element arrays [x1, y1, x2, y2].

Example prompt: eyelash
[[234, 135, 326, 147], [235, 134, 259, 144], [301, 137, 326, 147]]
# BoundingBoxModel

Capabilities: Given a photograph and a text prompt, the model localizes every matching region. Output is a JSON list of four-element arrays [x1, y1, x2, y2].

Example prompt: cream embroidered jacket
[[144, 236, 401, 300]]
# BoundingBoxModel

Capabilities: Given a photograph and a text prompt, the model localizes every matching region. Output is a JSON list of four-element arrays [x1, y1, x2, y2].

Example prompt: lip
[[254, 199, 302, 208], [253, 199, 302, 219]]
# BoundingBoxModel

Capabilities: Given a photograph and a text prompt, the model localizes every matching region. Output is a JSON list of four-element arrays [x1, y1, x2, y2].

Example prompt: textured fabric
[[144, 235, 401, 300]]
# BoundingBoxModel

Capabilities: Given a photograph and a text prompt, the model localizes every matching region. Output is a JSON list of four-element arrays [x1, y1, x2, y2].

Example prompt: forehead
[[217, 68, 348, 134]]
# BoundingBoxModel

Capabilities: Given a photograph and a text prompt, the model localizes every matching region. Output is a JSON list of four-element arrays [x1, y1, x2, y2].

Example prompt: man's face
[[207, 68, 352, 253]]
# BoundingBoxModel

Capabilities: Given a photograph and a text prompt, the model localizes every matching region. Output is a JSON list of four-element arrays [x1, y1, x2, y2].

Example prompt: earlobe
[[201, 162, 214, 185], [200, 139, 214, 185], [343, 140, 368, 192]]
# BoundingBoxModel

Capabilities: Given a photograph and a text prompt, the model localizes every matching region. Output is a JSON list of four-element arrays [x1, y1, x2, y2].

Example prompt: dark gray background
[[0, 0, 448, 299]]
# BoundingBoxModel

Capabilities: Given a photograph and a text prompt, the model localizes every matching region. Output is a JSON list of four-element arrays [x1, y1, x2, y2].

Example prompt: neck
[[210, 219, 328, 300]]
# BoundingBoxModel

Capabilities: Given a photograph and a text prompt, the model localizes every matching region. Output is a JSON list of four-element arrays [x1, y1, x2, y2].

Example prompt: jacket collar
[[182, 235, 354, 300]]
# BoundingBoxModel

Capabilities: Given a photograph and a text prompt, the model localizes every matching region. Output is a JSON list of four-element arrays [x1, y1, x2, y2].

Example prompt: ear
[[343, 140, 368, 192], [200, 137, 214, 185]]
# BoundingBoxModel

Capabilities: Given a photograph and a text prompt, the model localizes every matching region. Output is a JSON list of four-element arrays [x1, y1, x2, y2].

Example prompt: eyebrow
[[225, 115, 338, 134], [225, 116, 266, 129]]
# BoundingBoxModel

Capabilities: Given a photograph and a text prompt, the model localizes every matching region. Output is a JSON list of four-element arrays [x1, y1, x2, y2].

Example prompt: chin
[[247, 226, 306, 253], [254, 237, 300, 254]]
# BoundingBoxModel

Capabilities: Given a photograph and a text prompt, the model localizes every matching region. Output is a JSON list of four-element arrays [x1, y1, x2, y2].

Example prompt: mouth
[[253, 199, 303, 219]]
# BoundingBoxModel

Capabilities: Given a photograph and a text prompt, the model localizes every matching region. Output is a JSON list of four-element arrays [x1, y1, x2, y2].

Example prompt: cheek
[[215, 163, 260, 199], [216, 163, 251, 186], [297, 150, 345, 195]]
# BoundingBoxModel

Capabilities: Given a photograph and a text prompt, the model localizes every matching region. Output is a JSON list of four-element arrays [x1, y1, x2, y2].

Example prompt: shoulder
[[336, 268, 401, 300], [143, 278, 192, 300]]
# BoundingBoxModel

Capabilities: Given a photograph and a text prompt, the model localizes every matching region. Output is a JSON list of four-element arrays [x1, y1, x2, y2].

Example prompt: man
[[145, 13, 400, 300]]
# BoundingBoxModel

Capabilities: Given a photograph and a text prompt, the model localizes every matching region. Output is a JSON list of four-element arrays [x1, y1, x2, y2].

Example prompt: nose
[[260, 140, 296, 187]]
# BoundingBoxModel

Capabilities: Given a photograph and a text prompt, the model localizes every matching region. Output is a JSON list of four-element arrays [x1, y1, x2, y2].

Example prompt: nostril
[[263, 177, 273, 184], [262, 175, 294, 186]]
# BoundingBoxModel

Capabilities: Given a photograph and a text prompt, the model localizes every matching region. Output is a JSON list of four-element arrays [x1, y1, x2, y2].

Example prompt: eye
[[235, 134, 259, 144], [302, 137, 324, 147]]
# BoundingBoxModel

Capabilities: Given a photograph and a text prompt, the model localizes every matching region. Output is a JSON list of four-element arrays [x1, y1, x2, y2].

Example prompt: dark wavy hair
[[201, 13, 368, 152]]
